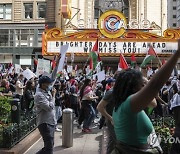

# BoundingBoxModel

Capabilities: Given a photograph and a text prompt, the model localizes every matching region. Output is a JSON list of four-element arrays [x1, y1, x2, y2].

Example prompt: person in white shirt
[[15, 74, 25, 95]]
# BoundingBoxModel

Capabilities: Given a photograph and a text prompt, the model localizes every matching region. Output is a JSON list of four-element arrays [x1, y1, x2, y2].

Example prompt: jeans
[[55, 106, 62, 122], [82, 101, 95, 129], [36, 123, 55, 154]]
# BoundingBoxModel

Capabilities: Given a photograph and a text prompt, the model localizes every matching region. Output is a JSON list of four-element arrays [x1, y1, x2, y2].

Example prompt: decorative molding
[[44, 28, 180, 39], [163, 29, 180, 39]]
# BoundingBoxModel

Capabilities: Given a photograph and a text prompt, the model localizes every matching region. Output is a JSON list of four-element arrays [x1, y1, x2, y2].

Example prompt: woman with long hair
[[23, 80, 35, 112], [112, 41, 180, 154], [79, 78, 98, 133]]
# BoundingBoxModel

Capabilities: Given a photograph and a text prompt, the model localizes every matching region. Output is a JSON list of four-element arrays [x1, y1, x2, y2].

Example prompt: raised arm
[[131, 40, 180, 113], [97, 99, 113, 123]]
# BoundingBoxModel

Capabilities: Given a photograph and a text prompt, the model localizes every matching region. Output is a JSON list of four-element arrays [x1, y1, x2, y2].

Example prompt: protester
[[97, 88, 116, 154], [54, 81, 63, 132], [0, 79, 12, 96], [15, 74, 25, 95], [69, 79, 79, 117], [170, 83, 180, 154], [34, 76, 56, 154], [79, 78, 98, 133], [111, 41, 180, 154], [23, 80, 35, 113]]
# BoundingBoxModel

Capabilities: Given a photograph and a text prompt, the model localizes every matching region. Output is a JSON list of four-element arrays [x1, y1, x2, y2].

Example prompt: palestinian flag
[[51, 56, 57, 70], [33, 58, 38, 73], [140, 46, 157, 68], [131, 53, 136, 68], [90, 39, 101, 70], [118, 53, 129, 70], [162, 59, 166, 65]]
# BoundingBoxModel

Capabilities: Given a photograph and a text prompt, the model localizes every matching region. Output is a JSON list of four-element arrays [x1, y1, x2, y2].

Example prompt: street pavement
[[24, 120, 102, 154]]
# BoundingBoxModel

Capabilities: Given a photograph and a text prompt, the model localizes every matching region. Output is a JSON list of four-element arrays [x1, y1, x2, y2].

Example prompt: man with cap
[[34, 76, 56, 154]]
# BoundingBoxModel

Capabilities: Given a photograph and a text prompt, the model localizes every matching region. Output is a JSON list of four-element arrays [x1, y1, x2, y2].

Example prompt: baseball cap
[[107, 78, 115, 83], [38, 76, 53, 84]]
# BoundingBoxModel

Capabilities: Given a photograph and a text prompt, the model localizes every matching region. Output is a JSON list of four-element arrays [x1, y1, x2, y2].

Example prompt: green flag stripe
[[90, 52, 98, 69], [140, 55, 155, 67]]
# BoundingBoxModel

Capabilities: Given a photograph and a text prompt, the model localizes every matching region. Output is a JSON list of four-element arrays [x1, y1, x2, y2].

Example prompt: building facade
[[60, 0, 167, 36], [0, 0, 169, 67], [0, 0, 55, 67], [167, 0, 178, 28], [177, 0, 180, 27]]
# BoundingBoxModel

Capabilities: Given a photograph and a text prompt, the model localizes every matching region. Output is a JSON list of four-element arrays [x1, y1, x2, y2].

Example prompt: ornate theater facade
[[42, 0, 180, 69]]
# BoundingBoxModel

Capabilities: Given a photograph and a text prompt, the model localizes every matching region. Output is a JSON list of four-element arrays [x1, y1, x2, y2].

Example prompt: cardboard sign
[[36, 59, 51, 76], [15, 64, 21, 74], [23, 69, 36, 80]]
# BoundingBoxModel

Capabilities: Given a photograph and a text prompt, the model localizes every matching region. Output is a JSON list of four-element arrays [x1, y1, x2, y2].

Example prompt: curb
[[101, 127, 108, 154], [0, 129, 41, 154]]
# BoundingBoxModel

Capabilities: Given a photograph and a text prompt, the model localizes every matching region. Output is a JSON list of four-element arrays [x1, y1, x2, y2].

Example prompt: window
[[38, 29, 43, 47], [173, 23, 177, 27], [173, 15, 177, 18], [173, 6, 176, 10], [0, 4, 12, 20], [37, 2, 46, 18], [0, 29, 9, 46], [24, 3, 33, 19]]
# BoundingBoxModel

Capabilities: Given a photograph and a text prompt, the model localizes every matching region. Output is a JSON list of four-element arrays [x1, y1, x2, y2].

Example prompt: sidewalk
[[24, 121, 102, 154]]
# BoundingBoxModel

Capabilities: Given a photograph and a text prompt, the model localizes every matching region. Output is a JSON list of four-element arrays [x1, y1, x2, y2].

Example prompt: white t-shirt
[[16, 80, 24, 95]]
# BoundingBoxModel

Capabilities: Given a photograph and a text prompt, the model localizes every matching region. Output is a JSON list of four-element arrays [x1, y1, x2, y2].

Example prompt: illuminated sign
[[98, 10, 127, 38]]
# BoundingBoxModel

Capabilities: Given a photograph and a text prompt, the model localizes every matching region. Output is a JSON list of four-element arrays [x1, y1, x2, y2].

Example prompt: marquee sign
[[42, 27, 180, 56], [47, 40, 177, 54], [98, 10, 127, 38]]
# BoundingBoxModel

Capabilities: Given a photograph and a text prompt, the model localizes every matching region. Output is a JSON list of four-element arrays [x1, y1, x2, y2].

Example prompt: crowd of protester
[[0, 45, 179, 154]]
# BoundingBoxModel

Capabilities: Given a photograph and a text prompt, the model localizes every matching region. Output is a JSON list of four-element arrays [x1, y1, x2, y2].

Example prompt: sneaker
[[55, 127, 62, 132], [82, 128, 90, 133], [86, 128, 92, 132]]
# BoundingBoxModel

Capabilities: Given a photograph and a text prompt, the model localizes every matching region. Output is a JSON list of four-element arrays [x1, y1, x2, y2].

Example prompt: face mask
[[46, 85, 53, 91]]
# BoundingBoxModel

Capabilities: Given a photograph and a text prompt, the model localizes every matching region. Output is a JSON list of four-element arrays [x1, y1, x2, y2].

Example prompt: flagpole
[[151, 59, 152, 68], [83, 56, 90, 72], [156, 55, 162, 67]]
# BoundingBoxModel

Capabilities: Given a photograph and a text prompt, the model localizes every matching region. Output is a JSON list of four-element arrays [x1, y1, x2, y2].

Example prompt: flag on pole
[[51, 56, 56, 70], [118, 53, 129, 70], [131, 53, 136, 68], [74, 65, 78, 71], [162, 59, 166, 65], [90, 39, 101, 70], [140, 46, 157, 68]]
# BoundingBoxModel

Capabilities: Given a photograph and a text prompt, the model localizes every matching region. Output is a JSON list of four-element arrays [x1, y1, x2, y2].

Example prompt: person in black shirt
[[55, 82, 63, 132], [23, 80, 35, 113]]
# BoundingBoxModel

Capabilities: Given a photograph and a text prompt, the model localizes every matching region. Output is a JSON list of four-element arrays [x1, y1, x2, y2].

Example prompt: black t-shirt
[[55, 91, 63, 106], [103, 89, 115, 116]]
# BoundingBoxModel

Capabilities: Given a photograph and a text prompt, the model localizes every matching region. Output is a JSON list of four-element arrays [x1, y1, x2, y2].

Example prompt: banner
[[57, 44, 69, 72], [93, 70, 106, 82], [15, 64, 21, 74], [67, 65, 73, 73]]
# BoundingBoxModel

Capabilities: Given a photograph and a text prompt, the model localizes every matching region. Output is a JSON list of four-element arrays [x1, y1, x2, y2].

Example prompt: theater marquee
[[42, 10, 180, 57]]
